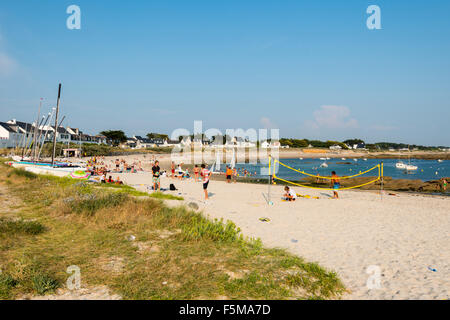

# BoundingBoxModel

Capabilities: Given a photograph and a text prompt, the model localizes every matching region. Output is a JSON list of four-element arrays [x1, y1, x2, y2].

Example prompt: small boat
[[396, 162, 406, 169], [326, 157, 331, 160], [404, 145, 419, 171], [299, 157, 303, 160], [319, 157, 327, 161], [353, 158, 358, 162], [405, 164, 418, 171], [320, 162, 328, 168], [363, 158, 368, 161], [341, 158, 346, 160], [438, 159, 444, 163]]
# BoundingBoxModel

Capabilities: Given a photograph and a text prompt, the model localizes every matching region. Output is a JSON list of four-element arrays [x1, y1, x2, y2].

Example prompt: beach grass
[[0, 159, 345, 300]]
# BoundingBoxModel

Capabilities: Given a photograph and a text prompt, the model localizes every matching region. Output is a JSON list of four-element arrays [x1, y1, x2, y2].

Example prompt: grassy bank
[[0, 159, 344, 300]]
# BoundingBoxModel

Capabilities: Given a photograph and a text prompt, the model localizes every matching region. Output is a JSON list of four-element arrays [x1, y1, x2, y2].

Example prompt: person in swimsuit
[[331, 171, 340, 199], [171, 161, 175, 179], [442, 178, 447, 192], [200, 164, 211, 200], [193, 165, 200, 182]]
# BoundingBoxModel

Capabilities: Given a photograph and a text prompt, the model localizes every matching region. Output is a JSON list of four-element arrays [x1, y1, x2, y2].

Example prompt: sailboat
[[404, 145, 418, 171], [230, 147, 236, 169], [320, 162, 328, 168], [11, 84, 85, 177], [211, 151, 222, 174], [396, 161, 406, 169]]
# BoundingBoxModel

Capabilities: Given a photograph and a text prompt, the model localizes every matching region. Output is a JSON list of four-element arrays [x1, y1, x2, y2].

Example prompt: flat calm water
[[236, 158, 449, 182]]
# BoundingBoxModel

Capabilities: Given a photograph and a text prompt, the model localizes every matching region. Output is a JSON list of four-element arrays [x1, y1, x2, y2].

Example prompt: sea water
[[236, 158, 450, 182]]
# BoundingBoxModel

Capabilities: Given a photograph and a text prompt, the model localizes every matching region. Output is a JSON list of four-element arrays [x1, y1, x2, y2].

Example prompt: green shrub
[[149, 192, 183, 200], [31, 274, 60, 295], [182, 216, 243, 243], [68, 192, 129, 215], [7, 168, 38, 180], [0, 218, 45, 235], [0, 273, 18, 299]]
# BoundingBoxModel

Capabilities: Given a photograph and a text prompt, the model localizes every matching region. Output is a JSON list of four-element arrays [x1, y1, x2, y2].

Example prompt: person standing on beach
[[200, 164, 211, 200], [226, 166, 232, 183], [193, 165, 200, 182], [331, 171, 340, 199], [442, 178, 447, 192], [171, 161, 175, 179], [152, 160, 161, 191], [232, 167, 237, 183]]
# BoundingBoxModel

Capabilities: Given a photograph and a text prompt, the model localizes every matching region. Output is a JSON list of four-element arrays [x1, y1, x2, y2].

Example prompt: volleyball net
[[268, 157, 384, 191]]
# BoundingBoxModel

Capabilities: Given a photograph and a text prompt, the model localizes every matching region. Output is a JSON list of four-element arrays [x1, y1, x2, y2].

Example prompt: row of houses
[[123, 136, 281, 149], [0, 119, 108, 149], [0, 118, 285, 150]]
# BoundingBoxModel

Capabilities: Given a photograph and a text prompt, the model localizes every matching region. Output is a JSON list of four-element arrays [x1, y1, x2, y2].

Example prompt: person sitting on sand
[[331, 171, 340, 199], [183, 168, 190, 179], [115, 177, 123, 185], [107, 176, 113, 183], [176, 164, 184, 179], [283, 186, 297, 201]]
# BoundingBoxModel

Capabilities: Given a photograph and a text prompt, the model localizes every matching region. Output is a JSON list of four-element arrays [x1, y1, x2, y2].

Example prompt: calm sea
[[237, 158, 449, 182]]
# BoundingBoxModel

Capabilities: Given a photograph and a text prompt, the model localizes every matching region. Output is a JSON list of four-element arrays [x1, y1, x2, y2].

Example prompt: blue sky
[[0, 0, 449, 146]]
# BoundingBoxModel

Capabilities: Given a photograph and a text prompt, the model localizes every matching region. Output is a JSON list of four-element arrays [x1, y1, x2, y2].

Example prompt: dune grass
[[0, 159, 345, 300], [0, 218, 46, 236]]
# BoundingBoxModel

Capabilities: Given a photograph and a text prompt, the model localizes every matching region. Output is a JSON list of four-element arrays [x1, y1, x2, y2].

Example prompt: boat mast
[[32, 98, 43, 162], [51, 83, 62, 167]]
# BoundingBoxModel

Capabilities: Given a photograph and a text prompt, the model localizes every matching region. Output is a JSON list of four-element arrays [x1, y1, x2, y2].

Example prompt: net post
[[268, 155, 271, 205], [380, 162, 384, 200]]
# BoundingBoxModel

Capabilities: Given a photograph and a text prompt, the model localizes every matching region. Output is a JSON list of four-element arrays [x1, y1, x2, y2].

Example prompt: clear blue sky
[[0, 0, 449, 146]]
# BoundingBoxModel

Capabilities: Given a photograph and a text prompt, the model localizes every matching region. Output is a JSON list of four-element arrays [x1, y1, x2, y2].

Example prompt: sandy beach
[[101, 165, 450, 300]]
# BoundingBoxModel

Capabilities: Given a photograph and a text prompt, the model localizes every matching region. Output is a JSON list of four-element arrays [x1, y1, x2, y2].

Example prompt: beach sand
[[106, 169, 450, 300]]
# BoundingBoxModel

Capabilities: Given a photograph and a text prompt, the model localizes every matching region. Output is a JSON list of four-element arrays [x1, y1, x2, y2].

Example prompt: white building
[[260, 141, 280, 149], [0, 119, 110, 149]]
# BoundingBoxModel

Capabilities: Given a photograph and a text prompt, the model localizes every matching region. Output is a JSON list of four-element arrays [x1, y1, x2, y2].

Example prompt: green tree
[[146, 133, 169, 140], [343, 139, 365, 146], [100, 130, 127, 146]]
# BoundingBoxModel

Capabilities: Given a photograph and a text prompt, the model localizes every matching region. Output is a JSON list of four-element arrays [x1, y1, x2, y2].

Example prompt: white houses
[[0, 119, 110, 149], [0, 122, 22, 148], [260, 140, 280, 149], [124, 136, 180, 149]]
